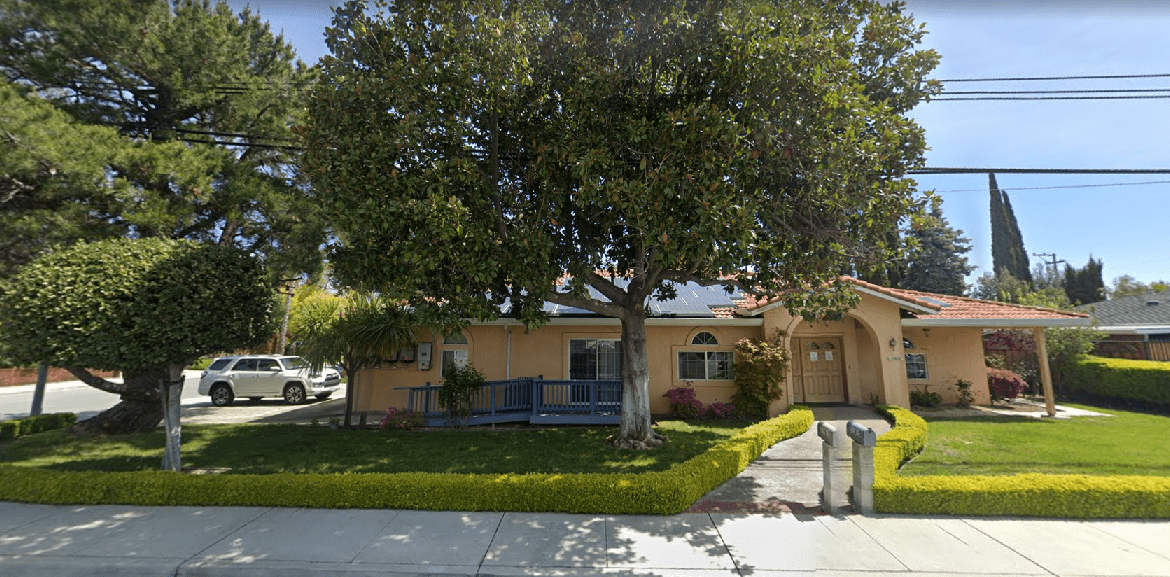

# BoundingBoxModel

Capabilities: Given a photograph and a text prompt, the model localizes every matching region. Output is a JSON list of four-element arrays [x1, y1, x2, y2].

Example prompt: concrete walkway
[[688, 405, 890, 514], [3, 502, 1170, 576]]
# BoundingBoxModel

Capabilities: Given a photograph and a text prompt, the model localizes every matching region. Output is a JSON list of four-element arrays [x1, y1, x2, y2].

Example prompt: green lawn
[[0, 420, 746, 475], [901, 404, 1170, 477]]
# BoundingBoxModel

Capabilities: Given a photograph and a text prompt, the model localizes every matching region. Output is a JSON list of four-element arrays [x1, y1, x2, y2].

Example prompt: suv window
[[256, 358, 281, 371], [280, 357, 307, 370], [233, 358, 258, 371], [207, 358, 232, 371]]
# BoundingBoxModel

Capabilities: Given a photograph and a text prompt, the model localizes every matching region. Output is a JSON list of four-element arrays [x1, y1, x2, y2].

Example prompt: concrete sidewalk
[[3, 502, 1169, 576]]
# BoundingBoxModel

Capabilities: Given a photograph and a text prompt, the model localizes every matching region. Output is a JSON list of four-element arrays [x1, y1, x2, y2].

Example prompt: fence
[[400, 377, 622, 426]]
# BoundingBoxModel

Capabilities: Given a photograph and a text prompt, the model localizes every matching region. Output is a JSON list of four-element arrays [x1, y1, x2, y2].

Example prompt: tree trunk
[[609, 311, 667, 450], [72, 367, 167, 435]]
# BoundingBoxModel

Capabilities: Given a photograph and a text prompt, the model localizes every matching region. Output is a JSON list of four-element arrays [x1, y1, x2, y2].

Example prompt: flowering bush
[[379, 407, 425, 430], [705, 401, 738, 420], [665, 386, 703, 419], [733, 330, 788, 418], [986, 368, 1027, 401]]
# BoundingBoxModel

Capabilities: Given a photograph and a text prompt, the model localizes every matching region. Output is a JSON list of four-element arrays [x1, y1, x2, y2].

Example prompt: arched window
[[444, 333, 468, 345], [691, 331, 718, 345], [903, 338, 916, 349]]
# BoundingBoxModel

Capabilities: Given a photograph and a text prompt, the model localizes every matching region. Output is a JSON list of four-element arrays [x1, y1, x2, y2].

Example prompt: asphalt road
[[0, 371, 348, 425]]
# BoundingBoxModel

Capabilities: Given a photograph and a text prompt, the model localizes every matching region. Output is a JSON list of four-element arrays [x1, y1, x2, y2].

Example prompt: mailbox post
[[846, 420, 877, 514], [816, 422, 843, 513]]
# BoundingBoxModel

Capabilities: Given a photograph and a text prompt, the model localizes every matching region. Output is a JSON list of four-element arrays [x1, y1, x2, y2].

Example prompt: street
[[0, 371, 348, 425]]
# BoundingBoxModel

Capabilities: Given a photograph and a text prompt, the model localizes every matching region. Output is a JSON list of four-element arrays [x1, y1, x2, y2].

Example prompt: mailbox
[[817, 422, 838, 445], [846, 421, 877, 447]]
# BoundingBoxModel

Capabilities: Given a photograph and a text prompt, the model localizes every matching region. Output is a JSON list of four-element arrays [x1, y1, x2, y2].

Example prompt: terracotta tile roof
[[733, 277, 1088, 322], [710, 307, 736, 319]]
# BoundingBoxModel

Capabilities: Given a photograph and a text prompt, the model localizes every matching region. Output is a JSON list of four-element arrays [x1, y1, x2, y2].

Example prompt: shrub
[[0, 408, 815, 514], [1064, 356, 1170, 410], [986, 368, 1026, 401], [0, 413, 77, 441], [705, 401, 737, 420], [954, 379, 975, 407], [909, 386, 942, 407], [379, 407, 425, 431], [438, 363, 485, 429], [732, 330, 788, 418], [665, 386, 703, 419]]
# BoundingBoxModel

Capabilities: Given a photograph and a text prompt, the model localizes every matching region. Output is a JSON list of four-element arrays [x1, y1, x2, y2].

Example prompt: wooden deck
[[400, 377, 622, 426]]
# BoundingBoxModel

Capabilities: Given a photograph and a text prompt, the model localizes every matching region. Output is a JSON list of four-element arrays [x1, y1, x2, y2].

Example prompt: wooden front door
[[794, 337, 846, 403]]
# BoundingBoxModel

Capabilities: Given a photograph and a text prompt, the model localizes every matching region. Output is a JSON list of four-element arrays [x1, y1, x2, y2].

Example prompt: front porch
[[400, 377, 622, 426]]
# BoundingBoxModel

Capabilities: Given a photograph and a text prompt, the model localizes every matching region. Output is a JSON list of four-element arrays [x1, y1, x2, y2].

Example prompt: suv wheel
[[210, 384, 234, 407], [283, 383, 307, 405]]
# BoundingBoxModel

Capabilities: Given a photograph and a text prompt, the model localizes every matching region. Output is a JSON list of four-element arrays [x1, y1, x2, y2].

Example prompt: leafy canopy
[[304, 0, 940, 323], [0, 239, 274, 371]]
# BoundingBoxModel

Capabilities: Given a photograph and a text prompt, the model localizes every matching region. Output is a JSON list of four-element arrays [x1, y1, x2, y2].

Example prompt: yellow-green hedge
[[1065, 356, 1170, 409], [0, 412, 77, 441], [0, 407, 814, 514], [872, 405, 1170, 518]]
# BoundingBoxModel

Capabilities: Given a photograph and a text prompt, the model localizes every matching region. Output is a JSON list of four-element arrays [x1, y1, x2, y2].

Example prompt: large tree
[[0, 0, 325, 281], [989, 173, 1032, 285], [1063, 256, 1105, 305], [0, 239, 273, 434], [303, 0, 939, 448], [900, 196, 974, 295]]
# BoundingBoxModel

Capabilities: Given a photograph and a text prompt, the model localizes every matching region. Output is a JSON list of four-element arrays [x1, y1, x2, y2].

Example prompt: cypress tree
[[989, 173, 1032, 284], [1064, 256, 1105, 304]]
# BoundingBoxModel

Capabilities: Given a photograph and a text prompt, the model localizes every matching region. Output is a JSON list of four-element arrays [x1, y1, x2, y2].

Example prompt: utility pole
[[1033, 252, 1065, 287]]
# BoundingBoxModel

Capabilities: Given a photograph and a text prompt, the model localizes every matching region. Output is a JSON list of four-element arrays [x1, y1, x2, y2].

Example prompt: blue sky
[[230, 0, 1170, 289]]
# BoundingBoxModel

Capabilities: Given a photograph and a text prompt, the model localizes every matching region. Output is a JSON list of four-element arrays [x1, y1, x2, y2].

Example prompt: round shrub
[[986, 367, 1027, 401]]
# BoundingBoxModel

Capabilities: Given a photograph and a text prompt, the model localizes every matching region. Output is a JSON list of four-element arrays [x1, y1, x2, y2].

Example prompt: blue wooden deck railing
[[399, 377, 622, 426]]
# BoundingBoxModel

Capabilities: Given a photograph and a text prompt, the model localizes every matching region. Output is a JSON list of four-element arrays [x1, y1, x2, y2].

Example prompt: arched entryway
[[792, 336, 846, 402]]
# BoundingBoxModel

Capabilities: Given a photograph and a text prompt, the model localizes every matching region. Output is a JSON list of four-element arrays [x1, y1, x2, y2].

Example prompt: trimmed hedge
[[0, 413, 77, 441], [0, 407, 814, 514], [1064, 356, 1170, 410], [872, 405, 1170, 518]]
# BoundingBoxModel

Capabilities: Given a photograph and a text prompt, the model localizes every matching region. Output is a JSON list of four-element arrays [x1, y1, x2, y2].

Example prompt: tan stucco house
[[356, 278, 1089, 421]]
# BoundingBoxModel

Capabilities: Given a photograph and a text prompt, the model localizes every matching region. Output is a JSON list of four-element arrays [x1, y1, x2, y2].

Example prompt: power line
[[943, 88, 1170, 95], [940, 73, 1170, 83], [926, 180, 1170, 193], [932, 95, 1170, 101], [911, 168, 1170, 175]]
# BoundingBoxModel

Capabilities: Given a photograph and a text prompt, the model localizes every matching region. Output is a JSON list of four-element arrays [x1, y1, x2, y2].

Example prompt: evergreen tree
[[1063, 256, 1105, 305], [989, 173, 1032, 284], [0, 0, 325, 281], [901, 197, 974, 295]]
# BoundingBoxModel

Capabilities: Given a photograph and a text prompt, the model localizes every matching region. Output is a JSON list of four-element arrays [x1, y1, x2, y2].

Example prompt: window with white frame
[[568, 339, 621, 380], [691, 331, 718, 345], [440, 332, 469, 377], [678, 330, 732, 380], [905, 353, 927, 380]]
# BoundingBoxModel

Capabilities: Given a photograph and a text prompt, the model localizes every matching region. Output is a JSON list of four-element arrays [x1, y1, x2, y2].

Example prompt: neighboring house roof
[[1076, 293, 1170, 334]]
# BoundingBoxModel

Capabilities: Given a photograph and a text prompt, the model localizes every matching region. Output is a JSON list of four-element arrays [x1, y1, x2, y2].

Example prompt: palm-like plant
[[294, 292, 418, 426]]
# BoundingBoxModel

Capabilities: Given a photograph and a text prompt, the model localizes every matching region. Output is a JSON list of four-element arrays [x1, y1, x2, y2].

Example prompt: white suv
[[197, 355, 342, 406]]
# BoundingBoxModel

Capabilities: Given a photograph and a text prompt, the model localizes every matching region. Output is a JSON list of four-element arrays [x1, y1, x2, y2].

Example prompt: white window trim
[[677, 350, 735, 381], [567, 338, 622, 381], [905, 352, 928, 380]]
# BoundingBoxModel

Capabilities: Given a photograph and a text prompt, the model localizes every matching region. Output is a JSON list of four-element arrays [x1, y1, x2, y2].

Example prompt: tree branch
[[63, 365, 128, 395], [543, 290, 627, 319]]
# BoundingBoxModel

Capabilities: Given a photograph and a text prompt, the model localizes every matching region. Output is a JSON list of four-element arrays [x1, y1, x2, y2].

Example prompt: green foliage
[[954, 379, 975, 407], [970, 270, 1032, 303], [732, 331, 789, 418], [1063, 256, 1105, 305], [304, 0, 938, 439], [439, 364, 487, 430], [0, 413, 76, 440], [0, 238, 273, 371], [1065, 357, 1170, 410], [1110, 275, 1170, 299], [0, 0, 324, 282], [293, 292, 417, 375], [909, 386, 942, 407], [0, 408, 814, 513], [900, 196, 974, 296], [988, 174, 1032, 285], [874, 405, 1170, 518]]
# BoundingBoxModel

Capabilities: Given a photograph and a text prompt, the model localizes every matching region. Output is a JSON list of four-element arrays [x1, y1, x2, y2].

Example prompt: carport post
[[847, 420, 876, 514], [817, 422, 842, 514], [1033, 327, 1056, 417]]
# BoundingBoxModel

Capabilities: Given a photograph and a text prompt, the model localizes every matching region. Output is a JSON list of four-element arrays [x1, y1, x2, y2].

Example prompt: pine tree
[[1064, 256, 1105, 305], [901, 197, 975, 295], [989, 173, 1032, 284]]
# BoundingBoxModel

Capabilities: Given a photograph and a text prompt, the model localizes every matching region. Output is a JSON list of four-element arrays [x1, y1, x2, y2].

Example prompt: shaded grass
[[0, 420, 747, 475], [901, 403, 1170, 477]]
